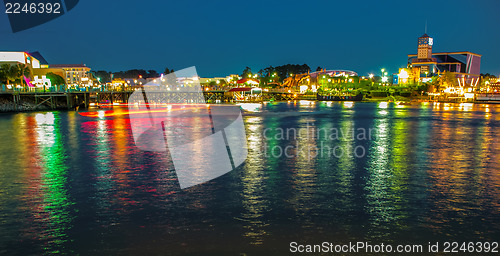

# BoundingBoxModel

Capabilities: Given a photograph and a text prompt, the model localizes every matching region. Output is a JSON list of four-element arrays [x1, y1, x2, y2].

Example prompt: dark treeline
[[91, 67, 174, 82], [480, 73, 497, 78], [92, 64, 320, 83], [243, 64, 312, 82]]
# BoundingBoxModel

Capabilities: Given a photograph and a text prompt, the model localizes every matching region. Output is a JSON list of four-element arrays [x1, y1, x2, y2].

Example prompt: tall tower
[[417, 34, 433, 59]]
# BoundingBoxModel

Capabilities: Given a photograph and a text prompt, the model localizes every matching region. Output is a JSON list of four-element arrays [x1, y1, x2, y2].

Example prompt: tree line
[[0, 64, 31, 86], [242, 64, 312, 82], [91, 68, 175, 83]]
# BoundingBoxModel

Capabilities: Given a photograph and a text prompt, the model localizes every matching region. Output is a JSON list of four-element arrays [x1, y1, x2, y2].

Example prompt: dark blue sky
[[1, 0, 499, 77]]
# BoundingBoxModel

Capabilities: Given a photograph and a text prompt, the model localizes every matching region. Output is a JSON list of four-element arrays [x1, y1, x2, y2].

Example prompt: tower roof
[[419, 33, 430, 38]]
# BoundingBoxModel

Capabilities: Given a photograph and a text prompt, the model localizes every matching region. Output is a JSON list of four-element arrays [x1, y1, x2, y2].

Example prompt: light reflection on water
[[0, 102, 498, 255]]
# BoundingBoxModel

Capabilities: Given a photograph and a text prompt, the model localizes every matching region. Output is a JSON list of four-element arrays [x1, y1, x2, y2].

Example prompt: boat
[[317, 92, 363, 101]]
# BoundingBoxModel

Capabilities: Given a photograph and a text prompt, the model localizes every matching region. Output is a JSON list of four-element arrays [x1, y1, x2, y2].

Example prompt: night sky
[[1, 0, 499, 77]]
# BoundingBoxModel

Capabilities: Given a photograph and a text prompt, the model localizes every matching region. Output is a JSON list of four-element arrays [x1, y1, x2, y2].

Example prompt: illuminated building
[[397, 68, 420, 85], [50, 64, 92, 86], [0, 51, 42, 70], [407, 34, 481, 84], [1, 51, 93, 87], [34, 64, 93, 87]]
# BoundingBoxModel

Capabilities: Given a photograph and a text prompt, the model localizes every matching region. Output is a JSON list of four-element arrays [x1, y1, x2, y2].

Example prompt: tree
[[439, 71, 457, 88], [91, 70, 112, 83], [148, 70, 160, 78], [164, 68, 174, 74], [113, 69, 148, 79], [273, 64, 311, 82], [241, 67, 252, 78], [258, 69, 264, 77], [0, 64, 8, 84], [263, 66, 275, 77], [481, 73, 497, 78], [217, 79, 227, 86], [16, 63, 31, 88], [316, 66, 323, 72], [46, 72, 66, 86], [0, 64, 18, 85]]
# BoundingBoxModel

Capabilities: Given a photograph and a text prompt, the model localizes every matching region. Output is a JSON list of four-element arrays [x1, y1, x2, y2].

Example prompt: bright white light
[[379, 102, 388, 109], [98, 111, 105, 119], [35, 113, 55, 125], [299, 85, 308, 93], [343, 101, 354, 108], [398, 69, 409, 79], [464, 93, 475, 99], [238, 103, 261, 112]]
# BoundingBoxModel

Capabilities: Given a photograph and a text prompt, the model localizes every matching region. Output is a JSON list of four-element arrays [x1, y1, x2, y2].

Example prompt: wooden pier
[[0, 90, 301, 111]]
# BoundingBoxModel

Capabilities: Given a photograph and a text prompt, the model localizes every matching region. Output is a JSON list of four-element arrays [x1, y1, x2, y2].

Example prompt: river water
[[0, 101, 499, 255]]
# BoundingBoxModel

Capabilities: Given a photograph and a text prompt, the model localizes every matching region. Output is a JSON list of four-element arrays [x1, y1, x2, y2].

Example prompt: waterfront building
[[1, 51, 93, 88], [33, 64, 93, 87], [0, 51, 42, 71], [481, 77, 500, 93], [397, 67, 421, 85], [407, 34, 481, 84]]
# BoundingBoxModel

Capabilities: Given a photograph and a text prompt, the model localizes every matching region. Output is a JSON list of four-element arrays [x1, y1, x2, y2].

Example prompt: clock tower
[[417, 34, 433, 59]]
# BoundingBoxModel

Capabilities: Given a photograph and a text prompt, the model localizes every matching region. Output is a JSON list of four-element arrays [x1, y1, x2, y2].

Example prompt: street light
[[369, 74, 374, 79]]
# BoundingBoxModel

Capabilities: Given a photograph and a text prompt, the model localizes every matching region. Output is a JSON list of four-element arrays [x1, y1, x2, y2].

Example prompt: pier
[[0, 89, 302, 111]]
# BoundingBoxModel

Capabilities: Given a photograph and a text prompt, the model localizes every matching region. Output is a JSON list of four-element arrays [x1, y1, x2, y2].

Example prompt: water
[[0, 101, 499, 255]]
